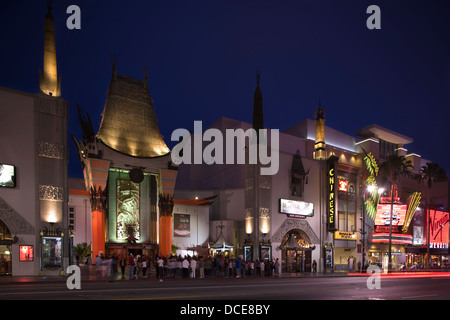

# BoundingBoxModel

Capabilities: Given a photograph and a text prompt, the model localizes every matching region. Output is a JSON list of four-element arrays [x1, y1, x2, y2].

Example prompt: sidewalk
[[0, 268, 349, 284]]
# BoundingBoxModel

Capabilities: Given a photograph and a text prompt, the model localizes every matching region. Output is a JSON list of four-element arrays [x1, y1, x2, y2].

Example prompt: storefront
[[334, 231, 358, 271], [369, 234, 412, 270], [406, 209, 449, 269]]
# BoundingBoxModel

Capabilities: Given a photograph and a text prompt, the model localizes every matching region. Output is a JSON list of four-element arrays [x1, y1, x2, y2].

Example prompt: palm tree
[[378, 154, 413, 271], [415, 162, 448, 268]]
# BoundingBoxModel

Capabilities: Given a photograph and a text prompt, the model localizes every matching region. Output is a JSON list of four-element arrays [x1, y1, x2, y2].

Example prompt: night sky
[[1, 0, 449, 179]]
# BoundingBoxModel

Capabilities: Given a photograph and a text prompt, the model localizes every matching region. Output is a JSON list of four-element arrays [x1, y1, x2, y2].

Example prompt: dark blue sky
[[1, 0, 449, 179]]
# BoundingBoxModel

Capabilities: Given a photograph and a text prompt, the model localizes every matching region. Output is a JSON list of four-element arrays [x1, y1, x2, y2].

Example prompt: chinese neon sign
[[327, 157, 338, 231]]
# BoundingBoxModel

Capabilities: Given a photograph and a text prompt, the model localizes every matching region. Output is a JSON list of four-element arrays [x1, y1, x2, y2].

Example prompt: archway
[[0, 219, 12, 275], [281, 229, 312, 273]]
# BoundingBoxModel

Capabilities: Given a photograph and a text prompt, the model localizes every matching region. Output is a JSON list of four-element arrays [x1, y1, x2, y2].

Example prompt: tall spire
[[39, 2, 61, 96], [314, 99, 326, 160], [252, 71, 264, 132]]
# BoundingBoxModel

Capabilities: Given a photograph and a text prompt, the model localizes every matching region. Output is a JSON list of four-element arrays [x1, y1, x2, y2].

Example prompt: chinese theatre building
[[73, 62, 177, 260]]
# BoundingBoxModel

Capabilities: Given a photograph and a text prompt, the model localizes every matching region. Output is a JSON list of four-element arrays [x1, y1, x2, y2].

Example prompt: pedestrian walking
[[120, 257, 126, 278]]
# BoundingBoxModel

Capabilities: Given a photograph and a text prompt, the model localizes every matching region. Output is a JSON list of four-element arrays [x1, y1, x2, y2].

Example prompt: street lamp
[[361, 186, 383, 272]]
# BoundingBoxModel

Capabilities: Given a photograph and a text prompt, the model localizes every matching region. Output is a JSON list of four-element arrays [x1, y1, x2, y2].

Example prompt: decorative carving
[[39, 185, 63, 201], [38, 141, 64, 159], [259, 207, 270, 218], [35, 95, 66, 117], [259, 176, 271, 189], [0, 196, 35, 235], [245, 208, 253, 218], [117, 180, 140, 240], [271, 218, 319, 244], [90, 185, 107, 212], [245, 178, 254, 190]]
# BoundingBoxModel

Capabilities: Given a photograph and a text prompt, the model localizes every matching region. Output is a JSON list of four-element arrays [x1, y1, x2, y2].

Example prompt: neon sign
[[327, 157, 338, 231], [429, 210, 449, 249], [338, 179, 348, 192]]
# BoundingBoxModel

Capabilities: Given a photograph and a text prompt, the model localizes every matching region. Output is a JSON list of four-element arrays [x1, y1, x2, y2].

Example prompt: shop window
[[43, 237, 62, 268], [69, 206, 75, 231], [379, 139, 397, 160]]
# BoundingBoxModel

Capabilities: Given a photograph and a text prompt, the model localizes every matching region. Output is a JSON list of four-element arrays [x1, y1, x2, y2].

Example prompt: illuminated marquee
[[279, 199, 314, 218], [428, 210, 449, 249], [327, 156, 338, 231]]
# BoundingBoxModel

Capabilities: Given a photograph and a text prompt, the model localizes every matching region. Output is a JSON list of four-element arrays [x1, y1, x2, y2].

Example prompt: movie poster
[[174, 214, 190, 237]]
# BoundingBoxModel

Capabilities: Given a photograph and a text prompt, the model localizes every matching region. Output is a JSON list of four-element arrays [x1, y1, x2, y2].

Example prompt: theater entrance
[[281, 229, 313, 273]]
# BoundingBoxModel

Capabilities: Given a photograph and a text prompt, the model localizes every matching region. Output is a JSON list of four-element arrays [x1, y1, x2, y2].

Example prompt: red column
[[160, 215, 172, 257], [92, 209, 105, 257]]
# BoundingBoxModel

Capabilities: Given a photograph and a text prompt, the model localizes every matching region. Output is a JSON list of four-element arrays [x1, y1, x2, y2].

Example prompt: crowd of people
[[84, 253, 283, 280]]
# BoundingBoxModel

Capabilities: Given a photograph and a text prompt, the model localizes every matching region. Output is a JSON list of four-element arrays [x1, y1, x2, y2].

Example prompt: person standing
[[182, 256, 190, 279], [274, 258, 281, 277], [157, 256, 165, 281], [120, 256, 126, 278], [128, 253, 136, 280], [142, 256, 148, 278], [190, 257, 197, 279], [260, 260, 265, 276], [235, 257, 242, 278], [199, 257, 205, 279]]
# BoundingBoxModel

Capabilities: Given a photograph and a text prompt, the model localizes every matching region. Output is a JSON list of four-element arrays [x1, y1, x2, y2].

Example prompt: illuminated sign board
[[327, 157, 338, 231], [334, 231, 356, 240], [428, 210, 449, 249], [413, 226, 424, 246], [0, 164, 15, 188], [19, 245, 34, 262], [338, 179, 348, 192], [374, 204, 407, 226], [279, 199, 314, 218]]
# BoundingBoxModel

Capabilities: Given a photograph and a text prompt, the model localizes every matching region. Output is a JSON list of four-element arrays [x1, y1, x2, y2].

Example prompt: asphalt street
[[1, 273, 450, 301]]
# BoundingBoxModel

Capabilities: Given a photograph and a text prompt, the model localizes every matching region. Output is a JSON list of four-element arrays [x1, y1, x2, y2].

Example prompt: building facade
[[0, 6, 69, 276]]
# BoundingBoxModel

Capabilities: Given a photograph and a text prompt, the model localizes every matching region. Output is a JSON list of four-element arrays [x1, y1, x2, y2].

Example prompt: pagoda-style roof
[[97, 72, 170, 158]]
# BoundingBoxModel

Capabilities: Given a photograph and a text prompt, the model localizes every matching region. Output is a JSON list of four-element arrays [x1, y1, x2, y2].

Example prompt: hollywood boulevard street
[[1, 273, 450, 301]]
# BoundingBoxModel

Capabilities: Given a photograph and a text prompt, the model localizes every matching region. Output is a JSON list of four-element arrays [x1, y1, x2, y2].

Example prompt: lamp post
[[361, 186, 383, 272]]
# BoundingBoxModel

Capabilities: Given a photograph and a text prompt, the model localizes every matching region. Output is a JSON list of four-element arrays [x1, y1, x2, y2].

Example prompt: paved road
[[1, 273, 450, 301]]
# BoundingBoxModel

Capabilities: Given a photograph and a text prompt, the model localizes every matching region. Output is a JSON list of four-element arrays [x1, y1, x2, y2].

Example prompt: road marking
[[402, 294, 438, 299]]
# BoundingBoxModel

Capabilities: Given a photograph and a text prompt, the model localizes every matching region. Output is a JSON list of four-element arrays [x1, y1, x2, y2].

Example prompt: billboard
[[0, 164, 15, 188], [279, 199, 314, 218], [374, 204, 407, 226], [174, 213, 191, 237]]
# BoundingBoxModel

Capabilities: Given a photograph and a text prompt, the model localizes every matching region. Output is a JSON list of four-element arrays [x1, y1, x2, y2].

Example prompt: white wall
[[0, 88, 38, 276]]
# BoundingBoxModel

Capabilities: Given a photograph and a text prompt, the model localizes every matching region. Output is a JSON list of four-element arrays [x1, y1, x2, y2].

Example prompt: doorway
[[0, 219, 12, 275], [281, 229, 312, 273]]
